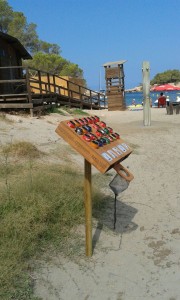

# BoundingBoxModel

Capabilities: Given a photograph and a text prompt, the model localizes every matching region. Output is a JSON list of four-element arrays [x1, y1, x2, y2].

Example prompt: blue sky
[[8, 0, 180, 90]]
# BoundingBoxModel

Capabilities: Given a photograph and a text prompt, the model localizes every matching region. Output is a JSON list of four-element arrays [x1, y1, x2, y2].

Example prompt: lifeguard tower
[[103, 60, 127, 111]]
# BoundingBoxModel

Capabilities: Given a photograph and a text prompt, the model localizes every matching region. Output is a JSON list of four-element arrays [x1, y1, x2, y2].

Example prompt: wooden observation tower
[[103, 60, 127, 111]]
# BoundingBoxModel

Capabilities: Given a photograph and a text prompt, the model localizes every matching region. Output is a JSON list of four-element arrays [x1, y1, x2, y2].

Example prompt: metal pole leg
[[84, 159, 92, 256]]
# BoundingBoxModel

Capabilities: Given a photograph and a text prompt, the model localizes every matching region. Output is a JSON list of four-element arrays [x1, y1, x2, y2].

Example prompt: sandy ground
[[1, 108, 180, 300]]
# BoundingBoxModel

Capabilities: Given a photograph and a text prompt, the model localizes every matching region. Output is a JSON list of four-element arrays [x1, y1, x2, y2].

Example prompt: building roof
[[103, 60, 127, 67], [0, 31, 32, 59]]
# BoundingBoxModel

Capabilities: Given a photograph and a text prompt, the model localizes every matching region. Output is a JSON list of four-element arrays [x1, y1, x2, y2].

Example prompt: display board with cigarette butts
[[55, 115, 134, 180]]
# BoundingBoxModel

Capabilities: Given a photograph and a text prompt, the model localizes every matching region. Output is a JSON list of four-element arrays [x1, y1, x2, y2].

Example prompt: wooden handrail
[[0, 65, 107, 108]]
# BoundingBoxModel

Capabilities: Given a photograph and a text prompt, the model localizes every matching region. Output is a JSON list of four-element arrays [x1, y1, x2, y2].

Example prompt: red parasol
[[151, 84, 180, 91]]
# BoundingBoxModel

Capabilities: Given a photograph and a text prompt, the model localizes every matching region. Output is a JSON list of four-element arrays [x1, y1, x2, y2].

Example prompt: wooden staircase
[[0, 66, 106, 115]]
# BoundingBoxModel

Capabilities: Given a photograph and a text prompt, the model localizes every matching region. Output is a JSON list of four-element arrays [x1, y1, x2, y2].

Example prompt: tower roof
[[103, 60, 127, 67]]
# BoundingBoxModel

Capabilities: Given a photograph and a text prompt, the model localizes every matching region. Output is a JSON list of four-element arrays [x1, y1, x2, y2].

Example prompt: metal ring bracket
[[113, 163, 134, 182]]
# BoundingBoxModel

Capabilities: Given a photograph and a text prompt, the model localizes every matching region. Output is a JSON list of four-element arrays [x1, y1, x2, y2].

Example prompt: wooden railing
[[0, 66, 107, 108], [0, 66, 28, 94]]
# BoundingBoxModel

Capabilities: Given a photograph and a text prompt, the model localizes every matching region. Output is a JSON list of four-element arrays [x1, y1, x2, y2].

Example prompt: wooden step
[[0, 93, 28, 97], [0, 103, 33, 108]]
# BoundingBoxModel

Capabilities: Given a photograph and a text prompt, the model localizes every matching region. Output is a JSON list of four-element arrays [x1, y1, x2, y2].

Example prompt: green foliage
[[8, 11, 39, 54], [38, 40, 61, 54], [60, 63, 83, 77], [0, 0, 13, 32], [71, 108, 89, 115], [46, 107, 65, 114], [23, 52, 66, 73], [151, 69, 180, 85], [23, 52, 83, 78]]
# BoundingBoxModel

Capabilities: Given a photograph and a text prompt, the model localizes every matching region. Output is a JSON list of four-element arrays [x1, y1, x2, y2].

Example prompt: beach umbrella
[[151, 84, 180, 91]]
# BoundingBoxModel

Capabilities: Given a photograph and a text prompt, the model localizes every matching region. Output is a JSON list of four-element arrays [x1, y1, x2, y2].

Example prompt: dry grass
[[1, 141, 43, 158], [47, 106, 89, 116], [0, 164, 84, 299], [0, 143, 109, 299], [0, 113, 14, 123]]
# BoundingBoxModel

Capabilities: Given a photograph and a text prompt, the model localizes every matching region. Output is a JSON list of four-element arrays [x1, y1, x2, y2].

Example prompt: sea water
[[125, 91, 180, 107]]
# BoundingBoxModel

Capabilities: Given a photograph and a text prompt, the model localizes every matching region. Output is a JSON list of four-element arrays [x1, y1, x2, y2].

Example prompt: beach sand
[[1, 108, 180, 300]]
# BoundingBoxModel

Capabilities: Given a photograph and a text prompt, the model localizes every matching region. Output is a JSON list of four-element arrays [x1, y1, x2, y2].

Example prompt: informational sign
[[55, 115, 132, 174]]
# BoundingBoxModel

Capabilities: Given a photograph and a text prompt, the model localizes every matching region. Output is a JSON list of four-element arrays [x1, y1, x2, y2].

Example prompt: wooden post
[[90, 90, 92, 109], [25, 67, 33, 117], [53, 75, 56, 93], [38, 70, 42, 94], [67, 81, 71, 108], [47, 73, 51, 93], [142, 61, 151, 126], [84, 159, 92, 256], [79, 86, 83, 109]]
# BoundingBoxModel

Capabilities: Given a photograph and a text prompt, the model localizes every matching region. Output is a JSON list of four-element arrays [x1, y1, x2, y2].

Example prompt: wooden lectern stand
[[56, 116, 134, 256]]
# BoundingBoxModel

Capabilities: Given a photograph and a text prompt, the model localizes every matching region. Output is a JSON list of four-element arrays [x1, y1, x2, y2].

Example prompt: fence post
[[53, 75, 56, 93], [67, 81, 71, 108], [90, 90, 92, 109], [79, 86, 83, 109], [47, 73, 51, 93], [38, 70, 42, 94], [142, 61, 151, 126], [25, 67, 33, 117]]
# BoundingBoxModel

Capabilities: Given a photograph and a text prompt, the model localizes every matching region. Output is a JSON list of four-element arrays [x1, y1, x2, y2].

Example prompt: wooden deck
[[0, 66, 107, 115]]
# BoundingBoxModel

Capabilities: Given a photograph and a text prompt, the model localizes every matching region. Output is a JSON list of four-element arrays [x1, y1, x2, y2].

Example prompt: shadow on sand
[[92, 195, 138, 252]]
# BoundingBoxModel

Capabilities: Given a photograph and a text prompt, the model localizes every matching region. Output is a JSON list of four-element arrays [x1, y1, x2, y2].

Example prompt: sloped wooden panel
[[55, 117, 132, 173]]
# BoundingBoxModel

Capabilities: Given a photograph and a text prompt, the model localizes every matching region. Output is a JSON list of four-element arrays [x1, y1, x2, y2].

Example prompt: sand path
[[1, 108, 180, 300]]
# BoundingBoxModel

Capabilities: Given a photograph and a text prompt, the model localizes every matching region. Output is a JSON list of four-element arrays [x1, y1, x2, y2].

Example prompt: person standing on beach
[[158, 92, 166, 108], [166, 95, 170, 106], [132, 99, 136, 106]]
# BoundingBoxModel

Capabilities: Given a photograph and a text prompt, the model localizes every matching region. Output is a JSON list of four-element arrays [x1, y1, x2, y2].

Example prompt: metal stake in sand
[[84, 159, 92, 256], [142, 61, 151, 126]]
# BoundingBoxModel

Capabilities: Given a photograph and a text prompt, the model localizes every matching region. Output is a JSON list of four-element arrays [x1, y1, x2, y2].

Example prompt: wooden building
[[103, 60, 127, 111], [0, 31, 32, 94], [0, 32, 106, 115]]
